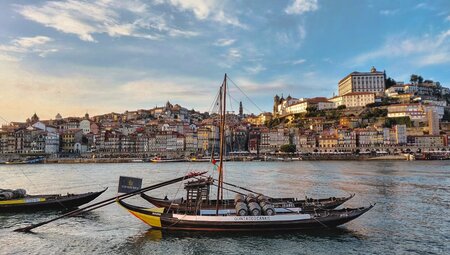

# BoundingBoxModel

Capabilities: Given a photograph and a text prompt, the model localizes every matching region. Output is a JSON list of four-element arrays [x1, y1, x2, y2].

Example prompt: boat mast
[[216, 73, 227, 215]]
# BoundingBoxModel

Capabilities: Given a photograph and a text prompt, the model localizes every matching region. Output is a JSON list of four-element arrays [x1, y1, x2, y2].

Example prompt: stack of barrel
[[234, 193, 276, 216]]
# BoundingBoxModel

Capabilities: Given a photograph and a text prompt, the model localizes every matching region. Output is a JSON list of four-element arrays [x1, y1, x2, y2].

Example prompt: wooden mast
[[216, 73, 227, 215]]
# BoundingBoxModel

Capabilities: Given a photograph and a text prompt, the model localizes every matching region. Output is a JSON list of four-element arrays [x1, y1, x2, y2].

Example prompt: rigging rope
[[226, 76, 265, 113]]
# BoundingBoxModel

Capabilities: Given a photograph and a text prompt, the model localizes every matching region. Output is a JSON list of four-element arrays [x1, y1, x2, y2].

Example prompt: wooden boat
[[0, 188, 107, 213], [140, 191, 354, 213], [118, 199, 373, 231], [119, 74, 374, 232]]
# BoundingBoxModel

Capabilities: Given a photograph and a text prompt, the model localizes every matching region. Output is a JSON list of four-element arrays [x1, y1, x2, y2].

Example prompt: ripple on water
[[0, 161, 449, 254]]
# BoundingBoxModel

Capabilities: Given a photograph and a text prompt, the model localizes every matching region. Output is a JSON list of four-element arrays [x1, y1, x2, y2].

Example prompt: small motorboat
[[0, 188, 107, 213]]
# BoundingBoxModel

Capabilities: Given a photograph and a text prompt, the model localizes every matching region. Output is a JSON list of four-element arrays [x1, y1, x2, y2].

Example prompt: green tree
[[280, 144, 296, 153], [410, 74, 424, 84], [385, 77, 396, 89], [337, 105, 346, 110], [384, 117, 412, 128]]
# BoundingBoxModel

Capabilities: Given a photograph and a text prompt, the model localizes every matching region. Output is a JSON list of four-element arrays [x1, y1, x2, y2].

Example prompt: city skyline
[[1, 0, 450, 122]]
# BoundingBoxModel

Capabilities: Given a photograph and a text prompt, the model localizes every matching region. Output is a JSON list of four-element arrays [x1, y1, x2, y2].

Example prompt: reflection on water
[[0, 161, 449, 254]]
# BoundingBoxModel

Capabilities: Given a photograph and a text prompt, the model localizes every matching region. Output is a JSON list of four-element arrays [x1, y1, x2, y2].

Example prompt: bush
[[280, 144, 296, 153]]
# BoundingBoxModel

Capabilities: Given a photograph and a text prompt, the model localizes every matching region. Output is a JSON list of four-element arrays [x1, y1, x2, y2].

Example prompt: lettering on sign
[[233, 216, 271, 221]]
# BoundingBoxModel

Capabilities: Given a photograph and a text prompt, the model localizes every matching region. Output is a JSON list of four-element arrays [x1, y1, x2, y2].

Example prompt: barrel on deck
[[235, 202, 248, 216], [260, 201, 276, 216], [257, 194, 269, 203], [247, 202, 261, 216], [246, 193, 257, 203], [234, 194, 245, 204]]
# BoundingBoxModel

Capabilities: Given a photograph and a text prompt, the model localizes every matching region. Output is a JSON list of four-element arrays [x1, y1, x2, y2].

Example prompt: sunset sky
[[1, 0, 449, 123]]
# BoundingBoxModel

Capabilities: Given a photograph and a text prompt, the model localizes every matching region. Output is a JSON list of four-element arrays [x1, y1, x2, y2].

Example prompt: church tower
[[273, 95, 280, 115], [239, 101, 243, 117]]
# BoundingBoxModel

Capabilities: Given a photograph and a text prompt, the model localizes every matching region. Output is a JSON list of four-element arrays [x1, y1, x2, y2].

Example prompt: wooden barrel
[[234, 194, 245, 204], [247, 202, 261, 216], [246, 193, 257, 203], [235, 202, 248, 216], [261, 203, 276, 216], [257, 194, 269, 203]]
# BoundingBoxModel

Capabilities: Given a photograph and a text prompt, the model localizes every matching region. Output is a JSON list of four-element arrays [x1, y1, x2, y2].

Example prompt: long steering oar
[[14, 171, 206, 233]]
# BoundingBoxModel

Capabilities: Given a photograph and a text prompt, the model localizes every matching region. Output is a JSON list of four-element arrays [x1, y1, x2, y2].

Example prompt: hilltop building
[[338, 66, 386, 96]]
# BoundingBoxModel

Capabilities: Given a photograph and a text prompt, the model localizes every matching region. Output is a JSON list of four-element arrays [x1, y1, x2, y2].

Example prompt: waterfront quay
[[1, 68, 450, 162]]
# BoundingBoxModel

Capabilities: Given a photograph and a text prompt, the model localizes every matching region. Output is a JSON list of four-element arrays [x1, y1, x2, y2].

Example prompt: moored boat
[[0, 188, 107, 213], [118, 199, 373, 231]]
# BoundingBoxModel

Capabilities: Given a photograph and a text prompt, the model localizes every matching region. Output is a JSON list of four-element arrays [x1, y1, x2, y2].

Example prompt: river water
[[0, 161, 448, 254]]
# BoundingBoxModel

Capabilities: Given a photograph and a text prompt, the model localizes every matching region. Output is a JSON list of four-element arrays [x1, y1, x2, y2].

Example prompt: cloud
[[0, 59, 219, 121], [414, 3, 430, 10], [0, 35, 57, 59], [292, 59, 306, 65], [220, 48, 242, 68], [232, 77, 289, 94], [214, 38, 236, 47], [156, 0, 246, 28], [352, 29, 450, 67], [285, 0, 319, 15], [298, 25, 306, 40], [16, 0, 198, 42], [446, 15, 450, 22], [244, 64, 266, 75], [13, 36, 52, 48], [380, 9, 399, 16]]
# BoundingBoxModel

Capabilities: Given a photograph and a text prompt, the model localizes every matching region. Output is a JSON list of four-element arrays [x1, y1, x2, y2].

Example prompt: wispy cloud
[[352, 29, 450, 67], [446, 15, 450, 22], [281, 58, 306, 65], [156, 0, 246, 28], [414, 3, 429, 10], [0, 60, 218, 120], [16, 0, 198, 42], [380, 9, 399, 16], [285, 0, 319, 15], [0, 35, 57, 59], [214, 38, 236, 47], [244, 64, 266, 75]]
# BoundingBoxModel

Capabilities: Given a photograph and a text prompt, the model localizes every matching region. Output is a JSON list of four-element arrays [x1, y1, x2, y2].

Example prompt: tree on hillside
[[384, 117, 412, 128], [280, 144, 296, 153], [410, 74, 423, 84], [385, 77, 396, 89]]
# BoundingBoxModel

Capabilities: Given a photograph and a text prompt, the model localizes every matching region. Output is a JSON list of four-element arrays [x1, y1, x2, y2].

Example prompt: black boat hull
[[118, 199, 373, 232], [0, 189, 107, 213]]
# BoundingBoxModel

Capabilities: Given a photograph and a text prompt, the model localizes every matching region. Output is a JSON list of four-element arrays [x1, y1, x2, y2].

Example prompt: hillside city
[[1, 67, 450, 161]]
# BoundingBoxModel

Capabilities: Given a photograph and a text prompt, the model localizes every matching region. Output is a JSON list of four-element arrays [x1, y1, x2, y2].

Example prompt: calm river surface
[[0, 161, 449, 254]]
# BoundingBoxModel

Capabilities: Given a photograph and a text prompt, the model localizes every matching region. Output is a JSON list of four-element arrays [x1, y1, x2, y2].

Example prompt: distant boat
[[4, 156, 45, 165], [0, 188, 107, 213], [150, 157, 188, 163], [189, 157, 211, 162]]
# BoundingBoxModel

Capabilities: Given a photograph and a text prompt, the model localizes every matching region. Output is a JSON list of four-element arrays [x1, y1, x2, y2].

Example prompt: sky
[[0, 0, 450, 123]]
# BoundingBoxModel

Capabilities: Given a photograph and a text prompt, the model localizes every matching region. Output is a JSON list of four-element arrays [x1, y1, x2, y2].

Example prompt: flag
[[118, 176, 142, 193]]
